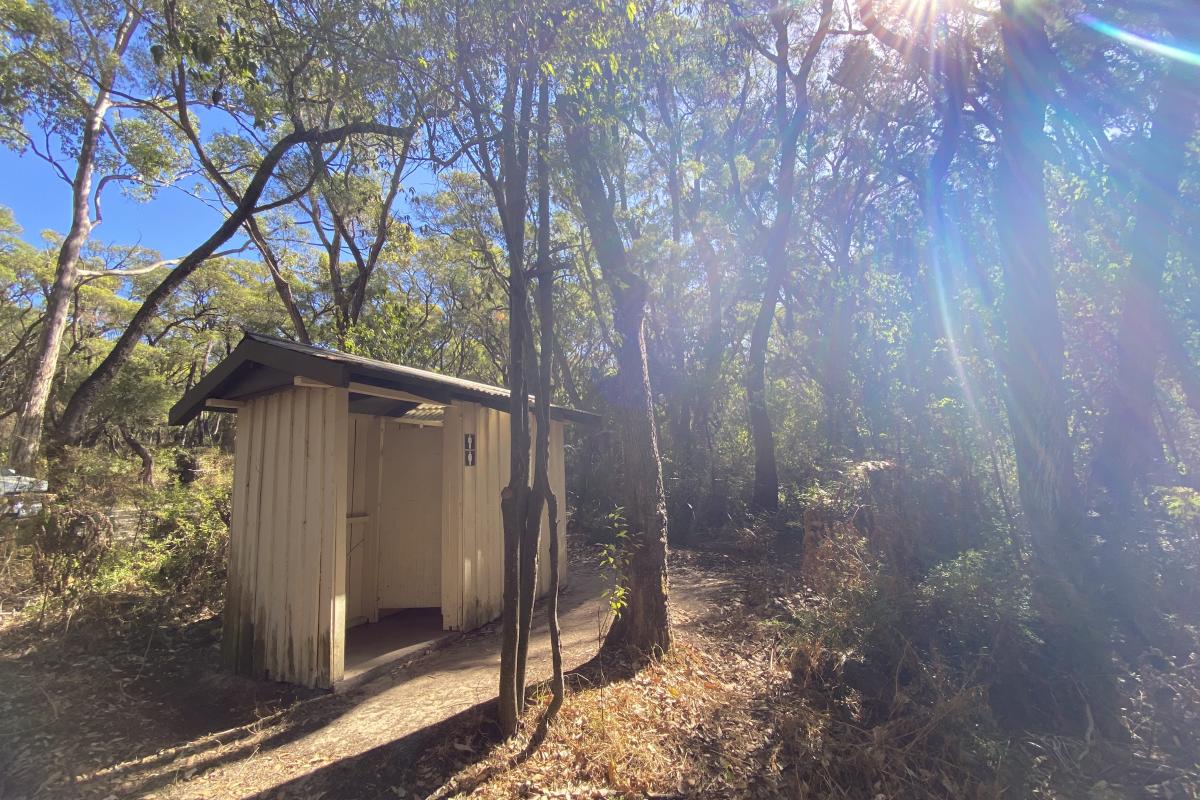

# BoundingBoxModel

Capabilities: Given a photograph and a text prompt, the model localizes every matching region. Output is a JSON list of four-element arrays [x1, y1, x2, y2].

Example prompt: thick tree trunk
[[605, 286, 673, 654], [1091, 60, 1198, 512], [995, 2, 1082, 579], [559, 97, 672, 656], [994, 0, 1118, 735]]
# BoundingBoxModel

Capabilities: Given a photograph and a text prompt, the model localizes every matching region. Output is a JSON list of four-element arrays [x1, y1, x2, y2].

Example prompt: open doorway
[[344, 413, 448, 682]]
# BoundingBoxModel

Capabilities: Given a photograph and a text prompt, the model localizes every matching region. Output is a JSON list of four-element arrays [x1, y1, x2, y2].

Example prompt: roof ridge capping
[[169, 330, 600, 426]]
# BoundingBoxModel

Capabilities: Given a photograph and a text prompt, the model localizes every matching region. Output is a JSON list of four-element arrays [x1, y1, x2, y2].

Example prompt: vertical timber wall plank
[[299, 389, 323, 686], [551, 420, 569, 589], [484, 406, 502, 623], [239, 395, 267, 676], [366, 416, 384, 623], [440, 403, 464, 629], [461, 402, 478, 630], [330, 388, 349, 684], [251, 393, 279, 679], [284, 389, 308, 683], [222, 397, 254, 670]]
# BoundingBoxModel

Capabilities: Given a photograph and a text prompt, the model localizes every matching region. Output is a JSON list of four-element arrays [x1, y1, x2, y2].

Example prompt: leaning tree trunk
[[560, 96, 672, 656], [52, 122, 414, 449], [8, 11, 138, 474]]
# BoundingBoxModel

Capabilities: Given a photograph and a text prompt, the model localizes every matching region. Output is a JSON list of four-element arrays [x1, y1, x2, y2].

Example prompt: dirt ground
[[0, 554, 730, 799]]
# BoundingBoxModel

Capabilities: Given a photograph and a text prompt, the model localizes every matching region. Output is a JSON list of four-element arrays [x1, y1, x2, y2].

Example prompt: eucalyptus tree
[[0, 209, 47, 422], [0, 0, 191, 474], [53, 0, 426, 448], [1091, 9, 1200, 523], [724, 0, 835, 512], [554, 1, 679, 656], [417, 0, 559, 735]]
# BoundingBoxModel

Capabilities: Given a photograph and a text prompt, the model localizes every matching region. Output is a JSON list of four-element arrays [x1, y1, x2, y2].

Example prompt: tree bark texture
[[560, 96, 672, 656], [1091, 59, 1198, 513], [994, 0, 1119, 735]]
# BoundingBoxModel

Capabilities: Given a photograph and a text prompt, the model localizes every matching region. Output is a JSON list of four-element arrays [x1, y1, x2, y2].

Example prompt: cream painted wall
[[377, 422, 444, 609]]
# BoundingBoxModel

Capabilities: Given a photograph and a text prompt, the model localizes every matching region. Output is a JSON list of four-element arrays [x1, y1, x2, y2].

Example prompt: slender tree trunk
[[690, 222, 726, 524], [744, 0, 832, 511], [560, 97, 671, 656], [747, 265, 782, 511], [52, 122, 413, 449], [494, 57, 536, 737], [8, 11, 138, 474], [533, 75, 564, 729]]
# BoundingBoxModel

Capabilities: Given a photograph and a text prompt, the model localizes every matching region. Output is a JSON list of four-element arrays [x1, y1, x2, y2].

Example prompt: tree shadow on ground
[[257, 648, 643, 799], [0, 595, 314, 799], [47, 572, 606, 799]]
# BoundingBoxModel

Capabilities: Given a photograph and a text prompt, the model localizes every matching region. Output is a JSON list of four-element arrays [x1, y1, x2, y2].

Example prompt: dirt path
[[47, 557, 727, 799]]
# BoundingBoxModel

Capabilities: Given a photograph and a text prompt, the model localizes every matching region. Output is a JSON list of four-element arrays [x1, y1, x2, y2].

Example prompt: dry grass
[[420, 528, 1200, 800], [428, 557, 792, 798]]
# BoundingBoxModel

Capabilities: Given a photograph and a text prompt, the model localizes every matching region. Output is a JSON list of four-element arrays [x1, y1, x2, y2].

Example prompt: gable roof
[[169, 331, 599, 426]]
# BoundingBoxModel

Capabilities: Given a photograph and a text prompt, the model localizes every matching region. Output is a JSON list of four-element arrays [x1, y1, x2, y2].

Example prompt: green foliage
[[598, 507, 633, 620], [917, 548, 1038, 656], [116, 455, 231, 603], [27, 447, 231, 614]]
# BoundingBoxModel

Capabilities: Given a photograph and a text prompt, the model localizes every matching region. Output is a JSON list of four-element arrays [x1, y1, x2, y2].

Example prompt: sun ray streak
[[1078, 13, 1200, 67]]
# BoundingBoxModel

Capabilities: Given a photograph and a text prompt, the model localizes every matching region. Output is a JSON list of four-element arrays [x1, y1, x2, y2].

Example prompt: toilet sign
[[464, 433, 476, 466]]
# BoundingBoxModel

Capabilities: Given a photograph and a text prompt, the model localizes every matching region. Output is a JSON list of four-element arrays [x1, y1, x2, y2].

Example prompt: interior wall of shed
[[344, 414, 445, 633]]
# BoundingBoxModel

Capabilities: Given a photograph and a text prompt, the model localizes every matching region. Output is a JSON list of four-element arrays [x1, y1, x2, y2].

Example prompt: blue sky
[[0, 146, 229, 255], [1, 142, 443, 260]]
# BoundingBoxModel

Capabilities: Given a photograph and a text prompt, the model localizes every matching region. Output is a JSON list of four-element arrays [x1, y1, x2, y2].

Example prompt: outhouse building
[[170, 332, 592, 688]]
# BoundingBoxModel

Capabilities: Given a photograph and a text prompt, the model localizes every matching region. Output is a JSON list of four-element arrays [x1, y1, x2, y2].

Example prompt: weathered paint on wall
[[441, 402, 569, 632], [223, 385, 348, 688]]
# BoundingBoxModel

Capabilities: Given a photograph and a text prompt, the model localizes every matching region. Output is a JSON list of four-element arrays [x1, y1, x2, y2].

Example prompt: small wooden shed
[[170, 332, 593, 688]]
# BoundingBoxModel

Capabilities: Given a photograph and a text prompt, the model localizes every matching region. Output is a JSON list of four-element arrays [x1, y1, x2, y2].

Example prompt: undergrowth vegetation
[[777, 462, 1200, 798], [430, 460, 1200, 799], [1, 447, 231, 627]]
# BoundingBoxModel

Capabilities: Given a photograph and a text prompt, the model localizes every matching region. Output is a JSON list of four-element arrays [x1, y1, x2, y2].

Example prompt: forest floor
[[0, 547, 742, 799], [7, 538, 1192, 798]]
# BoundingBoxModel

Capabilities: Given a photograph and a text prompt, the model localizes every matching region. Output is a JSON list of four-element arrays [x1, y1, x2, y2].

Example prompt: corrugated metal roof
[[249, 332, 512, 399], [169, 331, 599, 426], [404, 403, 446, 422]]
